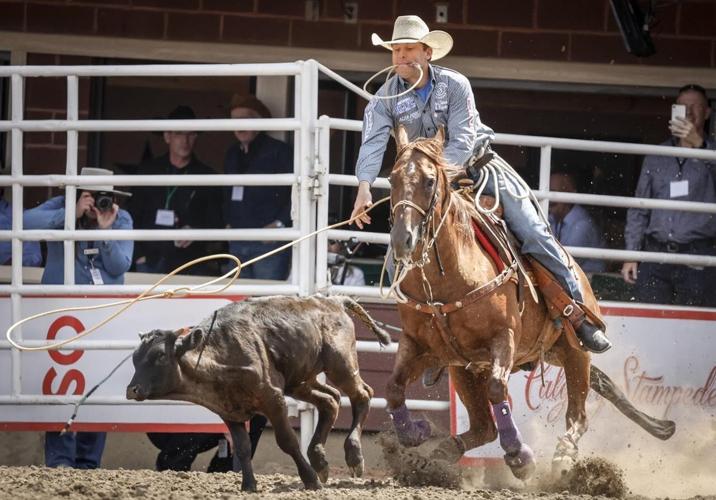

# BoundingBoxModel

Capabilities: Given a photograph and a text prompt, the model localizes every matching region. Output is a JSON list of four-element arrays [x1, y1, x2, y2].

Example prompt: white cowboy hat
[[76, 167, 132, 197], [371, 15, 453, 61]]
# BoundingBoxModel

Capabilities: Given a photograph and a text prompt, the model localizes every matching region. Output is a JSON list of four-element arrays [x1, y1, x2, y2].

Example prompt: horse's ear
[[435, 125, 446, 145], [395, 124, 409, 149]]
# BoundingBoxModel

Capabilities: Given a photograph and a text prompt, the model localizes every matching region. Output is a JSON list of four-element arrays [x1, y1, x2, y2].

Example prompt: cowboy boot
[[571, 312, 612, 354], [529, 259, 612, 354]]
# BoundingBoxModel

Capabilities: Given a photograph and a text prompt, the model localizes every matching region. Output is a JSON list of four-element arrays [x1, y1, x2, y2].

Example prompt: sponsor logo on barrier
[[522, 356, 716, 421], [623, 356, 716, 418], [41, 315, 86, 396]]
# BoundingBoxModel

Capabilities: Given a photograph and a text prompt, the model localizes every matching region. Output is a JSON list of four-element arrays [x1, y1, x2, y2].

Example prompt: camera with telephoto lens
[[94, 192, 114, 213]]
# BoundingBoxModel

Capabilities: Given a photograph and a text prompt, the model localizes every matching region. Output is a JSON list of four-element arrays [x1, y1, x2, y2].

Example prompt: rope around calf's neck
[[5, 196, 392, 352]]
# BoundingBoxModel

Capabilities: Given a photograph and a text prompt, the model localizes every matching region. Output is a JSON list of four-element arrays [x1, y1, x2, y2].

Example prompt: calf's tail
[[339, 297, 392, 346]]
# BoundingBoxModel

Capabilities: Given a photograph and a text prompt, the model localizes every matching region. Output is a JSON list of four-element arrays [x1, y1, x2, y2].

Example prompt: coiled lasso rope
[[5, 196, 391, 352], [362, 64, 424, 100]]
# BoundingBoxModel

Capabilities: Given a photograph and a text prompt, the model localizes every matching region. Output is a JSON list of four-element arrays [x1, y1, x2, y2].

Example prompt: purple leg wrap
[[492, 401, 523, 455], [492, 401, 536, 478], [388, 404, 431, 447]]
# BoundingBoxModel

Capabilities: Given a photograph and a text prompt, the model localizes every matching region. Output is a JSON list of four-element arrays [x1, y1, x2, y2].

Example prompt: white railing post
[[10, 73, 24, 397], [63, 75, 79, 285], [315, 116, 331, 291], [539, 145, 552, 215], [295, 59, 320, 458], [296, 60, 318, 298]]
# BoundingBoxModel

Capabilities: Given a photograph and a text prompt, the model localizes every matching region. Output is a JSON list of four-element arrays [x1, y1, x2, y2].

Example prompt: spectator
[[621, 84, 715, 306], [147, 415, 267, 472], [0, 187, 42, 266], [328, 239, 366, 286], [223, 95, 292, 280], [129, 105, 223, 276], [23, 167, 133, 469], [548, 172, 606, 274]]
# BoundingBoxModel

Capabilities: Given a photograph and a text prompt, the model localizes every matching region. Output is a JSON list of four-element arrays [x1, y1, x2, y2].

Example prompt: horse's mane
[[399, 136, 478, 246]]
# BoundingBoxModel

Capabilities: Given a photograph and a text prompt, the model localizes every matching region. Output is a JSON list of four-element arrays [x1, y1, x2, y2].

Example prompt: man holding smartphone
[[621, 84, 715, 306]]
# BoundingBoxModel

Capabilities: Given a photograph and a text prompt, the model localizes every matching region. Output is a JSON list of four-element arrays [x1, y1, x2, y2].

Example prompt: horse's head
[[389, 125, 448, 263]]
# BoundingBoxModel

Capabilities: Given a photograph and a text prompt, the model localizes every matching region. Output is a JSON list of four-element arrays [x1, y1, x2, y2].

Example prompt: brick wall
[[18, 52, 93, 205], [0, 0, 713, 68]]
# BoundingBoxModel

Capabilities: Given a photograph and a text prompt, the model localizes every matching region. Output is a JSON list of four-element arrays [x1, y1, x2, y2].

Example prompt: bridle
[[390, 141, 452, 270]]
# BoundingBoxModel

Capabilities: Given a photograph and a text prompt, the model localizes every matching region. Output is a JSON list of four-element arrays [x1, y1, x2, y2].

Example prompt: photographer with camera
[[621, 84, 715, 306], [328, 239, 366, 287], [23, 167, 134, 469]]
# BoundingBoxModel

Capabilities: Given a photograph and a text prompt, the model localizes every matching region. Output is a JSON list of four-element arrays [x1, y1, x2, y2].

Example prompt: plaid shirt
[[356, 64, 494, 184]]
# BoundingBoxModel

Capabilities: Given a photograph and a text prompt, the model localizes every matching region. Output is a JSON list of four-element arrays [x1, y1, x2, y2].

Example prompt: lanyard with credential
[[165, 166, 188, 209], [165, 186, 178, 210]]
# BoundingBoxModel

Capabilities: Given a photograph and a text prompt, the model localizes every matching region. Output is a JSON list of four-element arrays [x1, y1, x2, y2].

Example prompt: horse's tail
[[590, 364, 675, 440], [339, 296, 392, 346]]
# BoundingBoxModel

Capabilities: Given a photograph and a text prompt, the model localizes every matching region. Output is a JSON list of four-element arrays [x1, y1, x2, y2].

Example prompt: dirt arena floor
[[2, 431, 715, 500]]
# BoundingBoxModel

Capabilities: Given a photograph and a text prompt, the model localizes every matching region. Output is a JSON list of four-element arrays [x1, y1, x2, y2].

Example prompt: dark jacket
[[222, 133, 292, 230], [129, 154, 223, 274]]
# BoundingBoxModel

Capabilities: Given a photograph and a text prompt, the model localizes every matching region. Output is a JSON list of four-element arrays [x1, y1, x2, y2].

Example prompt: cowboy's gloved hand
[[465, 147, 495, 182]]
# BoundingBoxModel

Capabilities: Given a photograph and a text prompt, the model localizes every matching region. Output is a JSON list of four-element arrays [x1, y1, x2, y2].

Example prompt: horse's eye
[[426, 177, 435, 188]]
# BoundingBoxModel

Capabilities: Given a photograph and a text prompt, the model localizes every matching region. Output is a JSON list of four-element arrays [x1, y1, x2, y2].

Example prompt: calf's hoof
[[308, 445, 329, 483], [240, 480, 258, 493], [304, 480, 322, 490], [344, 438, 365, 478], [395, 419, 432, 448], [346, 451, 365, 477], [504, 444, 536, 481]]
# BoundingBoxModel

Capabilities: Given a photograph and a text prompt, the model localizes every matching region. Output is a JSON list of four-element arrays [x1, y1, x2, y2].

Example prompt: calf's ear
[[174, 327, 204, 358]]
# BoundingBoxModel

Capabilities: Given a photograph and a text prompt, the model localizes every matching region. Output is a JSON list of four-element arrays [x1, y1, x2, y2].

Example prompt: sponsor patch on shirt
[[398, 110, 422, 123], [395, 97, 417, 115], [364, 100, 376, 135], [433, 98, 448, 112], [434, 82, 448, 99]]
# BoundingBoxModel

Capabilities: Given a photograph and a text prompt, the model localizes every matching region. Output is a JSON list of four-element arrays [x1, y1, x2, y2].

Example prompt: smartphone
[[671, 104, 686, 121]]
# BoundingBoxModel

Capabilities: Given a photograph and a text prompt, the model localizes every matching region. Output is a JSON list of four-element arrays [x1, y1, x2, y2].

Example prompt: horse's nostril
[[405, 232, 413, 249]]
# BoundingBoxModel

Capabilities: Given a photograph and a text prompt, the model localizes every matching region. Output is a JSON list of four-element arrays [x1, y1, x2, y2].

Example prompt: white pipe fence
[[2, 59, 716, 456]]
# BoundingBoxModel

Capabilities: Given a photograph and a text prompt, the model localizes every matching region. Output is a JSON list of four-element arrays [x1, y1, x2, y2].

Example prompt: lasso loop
[[5, 196, 392, 352], [362, 64, 424, 100]]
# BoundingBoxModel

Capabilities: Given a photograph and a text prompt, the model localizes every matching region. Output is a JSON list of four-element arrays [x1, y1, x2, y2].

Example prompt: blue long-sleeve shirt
[[625, 138, 716, 250], [549, 205, 606, 273], [356, 64, 495, 184], [0, 199, 43, 266], [23, 196, 134, 285]]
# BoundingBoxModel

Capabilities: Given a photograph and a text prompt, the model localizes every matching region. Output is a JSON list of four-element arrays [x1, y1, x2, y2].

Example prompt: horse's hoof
[[396, 419, 432, 447], [505, 444, 536, 481], [551, 454, 575, 478], [430, 436, 465, 463]]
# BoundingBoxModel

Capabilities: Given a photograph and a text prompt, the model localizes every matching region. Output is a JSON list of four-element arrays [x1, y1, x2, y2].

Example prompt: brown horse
[[384, 126, 675, 480]]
